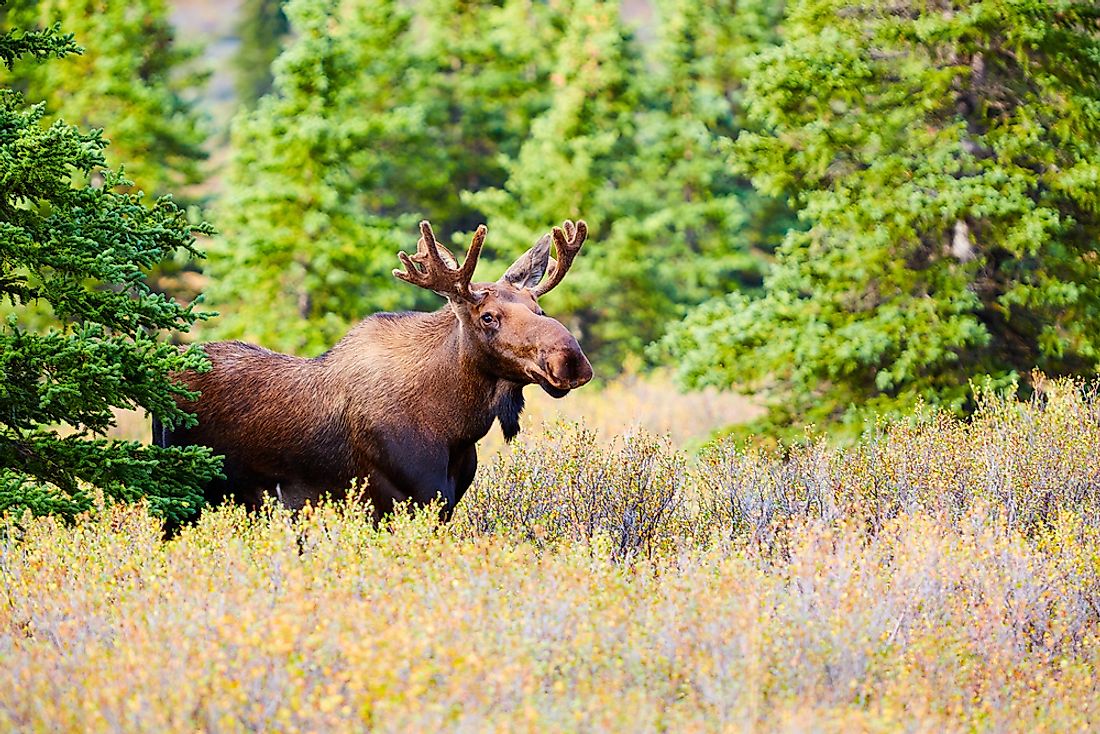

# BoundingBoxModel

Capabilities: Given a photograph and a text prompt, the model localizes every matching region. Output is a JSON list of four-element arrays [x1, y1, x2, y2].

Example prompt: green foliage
[[234, 0, 289, 108], [210, 0, 569, 354], [402, 0, 566, 232], [2, 0, 208, 196], [652, 0, 792, 258], [208, 0, 419, 353], [214, 0, 786, 364], [666, 0, 1100, 436], [0, 17, 221, 522], [470, 0, 784, 372], [468, 0, 646, 369], [0, 13, 73, 65]]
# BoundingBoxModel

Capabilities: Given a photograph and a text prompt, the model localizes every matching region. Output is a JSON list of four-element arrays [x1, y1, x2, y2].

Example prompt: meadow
[[3, 379, 1099, 733]]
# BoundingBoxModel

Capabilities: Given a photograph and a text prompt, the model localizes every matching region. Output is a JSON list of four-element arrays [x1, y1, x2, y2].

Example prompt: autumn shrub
[[459, 379, 1100, 555], [693, 437, 840, 549], [455, 422, 687, 559], [2, 499, 1099, 732]]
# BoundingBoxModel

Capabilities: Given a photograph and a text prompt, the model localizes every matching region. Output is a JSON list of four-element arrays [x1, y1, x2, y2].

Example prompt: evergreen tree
[[211, 0, 567, 353], [467, 0, 647, 370], [0, 14, 221, 522], [410, 0, 567, 231], [651, 0, 791, 265], [3, 0, 208, 196], [665, 0, 1100, 436], [209, 0, 419, 354], [234, 0, 289, 108], [471, 0, 781, 372]]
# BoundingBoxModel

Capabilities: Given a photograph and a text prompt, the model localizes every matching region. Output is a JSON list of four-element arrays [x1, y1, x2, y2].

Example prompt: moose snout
[[542, 344, 594, 389]]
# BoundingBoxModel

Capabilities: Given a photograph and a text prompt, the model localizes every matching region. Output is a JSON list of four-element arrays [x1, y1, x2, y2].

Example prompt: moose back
[[156, 220, 593, 518]]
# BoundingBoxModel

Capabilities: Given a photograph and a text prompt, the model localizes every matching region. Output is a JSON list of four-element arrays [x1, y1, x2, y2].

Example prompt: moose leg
[[365, 458, 458, 521], [264, 481, 309, 511], [153, 422, 269, 511], [450, 445, 478, 510], [201, 455, 272, 511]]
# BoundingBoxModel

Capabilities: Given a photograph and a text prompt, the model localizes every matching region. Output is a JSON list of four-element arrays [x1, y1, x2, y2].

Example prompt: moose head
[[393, 220, 594, 398]]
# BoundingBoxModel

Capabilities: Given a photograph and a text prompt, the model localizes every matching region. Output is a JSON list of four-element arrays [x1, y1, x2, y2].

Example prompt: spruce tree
[[3, 0, 207, 196], [665, 0, 1100, 436], [234, 0, 289, 108], [208, 0, 419, 354], [650, 0, 791, 267], [471, 0, 780, 371], [0, 16, 221, 522], [467, 0, 647, 369], [411, 0, 566, 231]]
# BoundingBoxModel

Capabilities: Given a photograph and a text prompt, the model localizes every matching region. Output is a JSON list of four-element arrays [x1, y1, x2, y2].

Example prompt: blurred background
[[5, 0, 1098, 446]]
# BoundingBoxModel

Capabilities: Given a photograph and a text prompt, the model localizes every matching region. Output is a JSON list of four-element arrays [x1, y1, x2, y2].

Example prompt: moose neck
[[328, 307, 523, 446]]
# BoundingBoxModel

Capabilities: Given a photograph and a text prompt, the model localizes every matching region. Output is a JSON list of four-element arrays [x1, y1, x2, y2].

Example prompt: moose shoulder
[[157, 220, 593, 518]]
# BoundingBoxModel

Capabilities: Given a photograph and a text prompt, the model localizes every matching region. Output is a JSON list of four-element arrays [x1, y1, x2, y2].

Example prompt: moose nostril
[[570, 352, 593, 386], [542, 351, 566, 382], [543, 348, 593, 388], [577, 358, 593, 385]]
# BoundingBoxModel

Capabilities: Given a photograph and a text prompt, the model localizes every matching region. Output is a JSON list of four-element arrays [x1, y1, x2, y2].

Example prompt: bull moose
[[155, 220, 593, 518]]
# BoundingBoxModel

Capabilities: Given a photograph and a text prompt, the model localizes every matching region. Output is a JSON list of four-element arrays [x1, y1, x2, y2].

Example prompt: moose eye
[[480, 313, 497, 326]]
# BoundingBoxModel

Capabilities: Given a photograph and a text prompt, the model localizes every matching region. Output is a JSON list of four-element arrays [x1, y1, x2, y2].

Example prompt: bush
[[458, 378, 1100, 553], [2, 497, 1099, 731], [455, 422, 687, 560], [4, 379, 1100, 730]]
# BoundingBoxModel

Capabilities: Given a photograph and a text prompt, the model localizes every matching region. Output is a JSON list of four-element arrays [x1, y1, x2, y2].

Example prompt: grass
[[3, 379, 1100, 732]]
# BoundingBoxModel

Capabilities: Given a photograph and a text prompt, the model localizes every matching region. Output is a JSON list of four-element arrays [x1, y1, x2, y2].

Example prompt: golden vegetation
[[3, 381, 1100, 732], [511, 369, 763, 449]]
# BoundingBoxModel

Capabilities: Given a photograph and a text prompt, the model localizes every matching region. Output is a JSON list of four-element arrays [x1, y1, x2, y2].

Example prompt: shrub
[[456, 422, 687, 560], [2, 498, 1098, 731], [5, 380, 1100, 729], [460, 378, 1100, 554]]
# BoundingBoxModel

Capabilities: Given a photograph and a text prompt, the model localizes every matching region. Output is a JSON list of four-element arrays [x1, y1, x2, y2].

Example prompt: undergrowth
[[2, 379, 1099, 732], [457, 379, 1100, 558]]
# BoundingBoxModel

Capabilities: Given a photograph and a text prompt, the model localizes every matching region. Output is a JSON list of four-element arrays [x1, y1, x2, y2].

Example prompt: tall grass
[[2, 380, 1099, 732]]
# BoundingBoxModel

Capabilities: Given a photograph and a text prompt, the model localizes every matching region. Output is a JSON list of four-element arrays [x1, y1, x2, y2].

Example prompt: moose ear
[[499, 233, 552, 290]]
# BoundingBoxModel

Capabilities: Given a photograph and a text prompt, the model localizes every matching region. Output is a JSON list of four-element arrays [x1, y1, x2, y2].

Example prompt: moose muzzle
[[538, 333, 593, 398]]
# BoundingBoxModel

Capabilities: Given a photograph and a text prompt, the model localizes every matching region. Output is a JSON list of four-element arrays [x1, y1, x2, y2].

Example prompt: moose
[[156, 220, 593, 518]]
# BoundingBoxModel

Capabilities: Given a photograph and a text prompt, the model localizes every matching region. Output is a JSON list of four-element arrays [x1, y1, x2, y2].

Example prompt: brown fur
[[159, 222, 593, 518]]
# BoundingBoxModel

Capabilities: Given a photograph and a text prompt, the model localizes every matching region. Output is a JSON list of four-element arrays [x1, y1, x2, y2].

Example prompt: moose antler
[[531, 219, 587, 298], [393, 220, 486, 302]]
